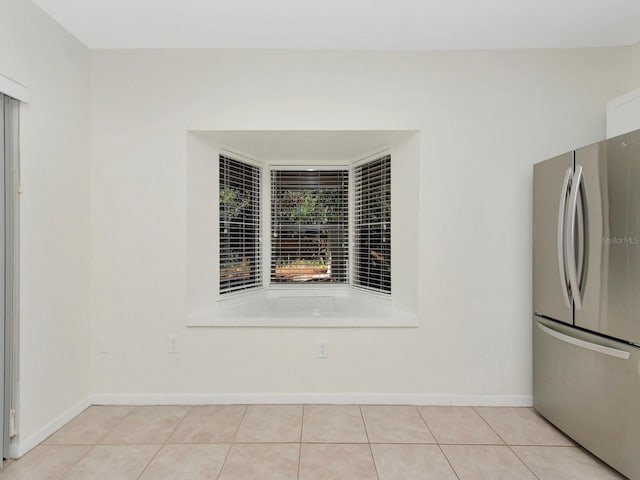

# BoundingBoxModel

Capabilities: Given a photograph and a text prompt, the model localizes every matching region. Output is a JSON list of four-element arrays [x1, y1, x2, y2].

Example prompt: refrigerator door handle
[[566, 165, 583, 309], [575, 176, 588, 300], [557, 167, 573, 308], [537, 322, 631, 360]]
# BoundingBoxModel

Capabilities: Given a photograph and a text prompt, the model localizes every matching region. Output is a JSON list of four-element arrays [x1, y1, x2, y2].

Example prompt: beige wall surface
[[89, 48, 630, 401], [631, 42, 640, 87], [0, 0, 91, 450]]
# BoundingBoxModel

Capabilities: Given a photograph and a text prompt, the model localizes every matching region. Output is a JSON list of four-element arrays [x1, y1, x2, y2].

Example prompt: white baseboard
[[90, 392, 533, 407], [9, 396, 92, 458]]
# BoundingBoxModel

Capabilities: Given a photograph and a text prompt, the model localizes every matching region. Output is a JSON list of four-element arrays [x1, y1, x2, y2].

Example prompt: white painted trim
[[191, 287, 417, 327], [9, 396, 92, 458], [269, 164, 349, 171], [219, 146, 263, 168], [607, 87, 640, 110], [187, 313, 418, 327], [351, 148, 391, 168], [606, 88, 640, 138], [90, 393, 532, 407], [0, 74, 29, 103]]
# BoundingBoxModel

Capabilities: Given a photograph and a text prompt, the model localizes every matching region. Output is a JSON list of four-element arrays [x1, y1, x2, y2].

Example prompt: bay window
[[217, 153, 392, 296]]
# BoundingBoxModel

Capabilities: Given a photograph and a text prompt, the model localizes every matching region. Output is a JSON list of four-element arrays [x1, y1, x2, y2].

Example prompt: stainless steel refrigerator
[[533, 129, 640, 479]]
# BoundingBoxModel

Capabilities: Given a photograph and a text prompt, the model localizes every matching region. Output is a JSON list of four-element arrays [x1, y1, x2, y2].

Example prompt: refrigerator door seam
[[557, 167, 573, 309], [537, 322, 631, 360]]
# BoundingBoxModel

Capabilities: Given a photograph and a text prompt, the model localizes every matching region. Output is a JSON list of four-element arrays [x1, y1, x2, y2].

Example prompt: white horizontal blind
[[353, 155, 391, 294], [219, 155, 262, 294], [271, 169, 348, 284]]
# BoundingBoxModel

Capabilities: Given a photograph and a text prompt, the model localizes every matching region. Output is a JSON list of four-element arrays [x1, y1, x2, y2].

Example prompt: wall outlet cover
[[317, 340, 328, 358], [168, 335, 180, 353]]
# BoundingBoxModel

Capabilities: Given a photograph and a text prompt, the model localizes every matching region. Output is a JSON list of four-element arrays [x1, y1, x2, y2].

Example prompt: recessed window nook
[[187, 130, 420, 327]]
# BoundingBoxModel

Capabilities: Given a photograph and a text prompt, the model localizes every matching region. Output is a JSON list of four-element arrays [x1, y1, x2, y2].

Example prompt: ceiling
[[32, 0, 640, 50]]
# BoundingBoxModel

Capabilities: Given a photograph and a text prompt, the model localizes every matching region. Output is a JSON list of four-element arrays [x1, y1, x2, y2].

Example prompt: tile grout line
[[44, 405, 132, 447], [472, 406, 574, 447], [45, 439, 552, 446], [416, 406, 461, 480], [359, 405, 371, 444], [436, 444, 462, 480], [215, 404, 249, 480], [56, 405, 138, 479], [437, 442, 513, 446], [130, 444, 164, 480], [135, 405, 191, 480], [509, 445, 543, 480], [55, 444, 97, 480], [163, 405, 192, 445], [96, 405, 137, 445], [415, 405, 438, 444], [471, 406, 508, 445], [471, 406, 542, 480], [297, 405, 305, 480], [359, 405, 381, 480]]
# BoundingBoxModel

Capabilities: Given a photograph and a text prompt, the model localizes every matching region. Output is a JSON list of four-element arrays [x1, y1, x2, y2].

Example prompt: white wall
[[388, 132, 419, 312], [606, 42, 640, 138], [90, 48, 631, 402], [631, 42, 640, 88], [0, 0, 91, 453], [186, 133, 219, 317]]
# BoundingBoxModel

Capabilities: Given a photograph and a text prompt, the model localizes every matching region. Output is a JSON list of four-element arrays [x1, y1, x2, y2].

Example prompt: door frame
[[1, 93, 20, 461]]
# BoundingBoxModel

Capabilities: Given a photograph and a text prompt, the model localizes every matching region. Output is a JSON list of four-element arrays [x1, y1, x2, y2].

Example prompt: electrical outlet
[[98, 336, 110, 353], [317, 340, 328, 358], [168, 335, 179, 353]]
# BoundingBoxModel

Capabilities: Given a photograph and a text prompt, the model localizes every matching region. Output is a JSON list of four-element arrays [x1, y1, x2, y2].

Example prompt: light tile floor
[[0, 405, 627, 479]]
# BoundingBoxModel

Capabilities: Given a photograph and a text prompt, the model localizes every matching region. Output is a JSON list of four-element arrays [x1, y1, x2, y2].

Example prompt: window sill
[[187, 288, 418, 328]]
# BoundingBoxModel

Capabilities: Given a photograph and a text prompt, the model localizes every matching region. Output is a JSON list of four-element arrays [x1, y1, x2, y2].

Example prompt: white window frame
[[267, 164, 351, 288], [216, 152, 393, 300], [350, 153, 392, 296], [217, 150, 264, 298]]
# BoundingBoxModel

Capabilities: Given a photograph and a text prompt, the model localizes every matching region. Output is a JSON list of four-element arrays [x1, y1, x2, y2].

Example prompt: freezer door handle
[[557, 167, 573, 308], [537, 322, 631, 360], [567, 165, 583, 309]]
